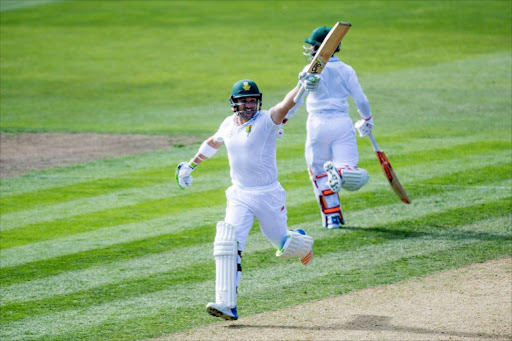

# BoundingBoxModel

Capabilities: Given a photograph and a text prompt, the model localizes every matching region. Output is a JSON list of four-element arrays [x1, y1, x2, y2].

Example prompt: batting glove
[[355, 117, 374, 137], [298, 71, 321, 91], [175, 161, 196, 189]]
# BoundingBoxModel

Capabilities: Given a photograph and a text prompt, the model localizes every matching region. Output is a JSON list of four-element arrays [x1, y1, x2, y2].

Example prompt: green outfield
[[1, 1, 511, 340]]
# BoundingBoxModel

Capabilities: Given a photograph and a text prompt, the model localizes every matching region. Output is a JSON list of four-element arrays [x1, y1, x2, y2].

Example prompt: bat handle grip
[[293, 86, 308, 103], [368, 132, 382, 152]]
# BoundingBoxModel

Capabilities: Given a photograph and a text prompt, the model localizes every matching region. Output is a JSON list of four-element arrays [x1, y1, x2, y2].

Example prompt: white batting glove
[[175, 161, 196, 189], [355, 117, 374, 137], [298, 71, 321, 91]]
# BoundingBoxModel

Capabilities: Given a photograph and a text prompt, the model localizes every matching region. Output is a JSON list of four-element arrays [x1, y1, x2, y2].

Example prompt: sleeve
[[347, 67, 372, 119], [213, 116, 231, 142], [263, 109, 281, 130]]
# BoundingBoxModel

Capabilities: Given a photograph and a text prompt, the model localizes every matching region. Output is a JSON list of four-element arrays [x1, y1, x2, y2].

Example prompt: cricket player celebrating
[[286, 25, 374, 229], [175, 74, 320, 321]]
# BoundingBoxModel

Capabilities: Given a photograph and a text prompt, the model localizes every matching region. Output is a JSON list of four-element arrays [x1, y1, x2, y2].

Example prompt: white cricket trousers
[[305, 114, 359, 175], [224, 182, 288, 251]]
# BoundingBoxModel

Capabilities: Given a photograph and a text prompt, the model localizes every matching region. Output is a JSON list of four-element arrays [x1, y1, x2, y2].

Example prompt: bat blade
[[368, 133, 411, 204], [307, 22, 351, 75], [294, 21, 351, 103], [375, 150, 411, 204]]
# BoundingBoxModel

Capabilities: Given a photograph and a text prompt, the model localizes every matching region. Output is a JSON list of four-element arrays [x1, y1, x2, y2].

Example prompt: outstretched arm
[[175, 136, 223, 189], [190, 136, 223, 167]]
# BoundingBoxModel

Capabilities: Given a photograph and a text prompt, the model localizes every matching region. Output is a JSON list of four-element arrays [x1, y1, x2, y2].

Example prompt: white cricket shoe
[[206, 302, 238, 321], [326, 215, 343, 229], [324, 161, 342, 192]]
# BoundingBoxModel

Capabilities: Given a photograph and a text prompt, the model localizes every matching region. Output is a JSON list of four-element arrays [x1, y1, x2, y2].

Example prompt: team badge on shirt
[[246, 124, 252, 135]]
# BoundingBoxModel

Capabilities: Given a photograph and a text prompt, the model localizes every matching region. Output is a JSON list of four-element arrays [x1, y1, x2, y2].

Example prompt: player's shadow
[[228, 314, 510, 340], [340, 225, 511, 243], [340, 315, 508, 340]]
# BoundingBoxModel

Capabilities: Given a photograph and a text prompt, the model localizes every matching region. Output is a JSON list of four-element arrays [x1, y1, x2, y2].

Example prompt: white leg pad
[[310, 174, 344, 227], [214, 221, 237, 309], [341, 168, 369, 191], [276, 230, 314, 259]]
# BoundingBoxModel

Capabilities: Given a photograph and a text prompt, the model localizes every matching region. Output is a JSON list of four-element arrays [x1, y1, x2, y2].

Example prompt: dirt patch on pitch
[[0, 132, 201, 178], [158, 257, 512, 341]]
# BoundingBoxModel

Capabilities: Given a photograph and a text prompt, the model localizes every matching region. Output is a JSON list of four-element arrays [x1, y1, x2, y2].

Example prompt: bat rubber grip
[[368, 132, 382, 152], [293, 87, 307, 103]]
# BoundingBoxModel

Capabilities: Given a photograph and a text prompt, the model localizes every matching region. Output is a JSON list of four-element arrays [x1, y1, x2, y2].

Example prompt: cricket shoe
[[293, 228, 314, 266], [326, 214, 344, 229], [206, 302, 238, 321], [324, 161, 342, 192]]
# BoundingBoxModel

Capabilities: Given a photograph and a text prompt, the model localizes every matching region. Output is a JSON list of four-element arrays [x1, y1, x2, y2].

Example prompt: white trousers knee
[[224, 182, 289, 251]]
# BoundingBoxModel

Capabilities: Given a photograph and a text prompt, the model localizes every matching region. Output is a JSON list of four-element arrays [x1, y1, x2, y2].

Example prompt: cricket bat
[[294, 21, 351, 102], [368, 132, 411, 204]]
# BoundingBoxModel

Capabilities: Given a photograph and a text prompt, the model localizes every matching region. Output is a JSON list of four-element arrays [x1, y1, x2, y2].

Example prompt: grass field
[[1, 1, 511, 340]]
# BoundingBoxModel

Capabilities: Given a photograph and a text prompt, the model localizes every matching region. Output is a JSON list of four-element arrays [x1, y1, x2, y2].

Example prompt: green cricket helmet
[[229, 79, 263, 119], [230, 79, 262, 101], [303, 26, 340, 61]]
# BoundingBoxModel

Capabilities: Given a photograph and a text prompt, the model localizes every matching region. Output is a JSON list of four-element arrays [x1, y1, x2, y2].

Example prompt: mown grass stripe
[[0, 188, 226, 248], [2, 150, 506, 235], [2, 148, 508, 233], [0, 222, 218, 289], [1, 175, 509, 287], [2, 197, 509, 312], [0, 132, 500, 200], [0, 204, 225, 268], [0, 146, 240, 210], [2, 155, 510, 248], [2, 149, 508, 252], [1, 170, 509, 286], [0, 170, 171, 215], [2, 146, 508, 242], [0, 155, 229, 214], [1, 139, 508, 215], [0, 181, 229, 231], [4, 159, 508, 266]]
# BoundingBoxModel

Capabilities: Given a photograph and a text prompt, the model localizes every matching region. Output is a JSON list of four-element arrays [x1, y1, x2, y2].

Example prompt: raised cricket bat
[[368, 132, 411, 204], [294, 21, 351, 102]]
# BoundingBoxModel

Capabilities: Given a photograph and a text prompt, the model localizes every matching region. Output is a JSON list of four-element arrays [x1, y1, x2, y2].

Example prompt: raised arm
[[270, 72, 320, 125], [270, 87, 301, 125]]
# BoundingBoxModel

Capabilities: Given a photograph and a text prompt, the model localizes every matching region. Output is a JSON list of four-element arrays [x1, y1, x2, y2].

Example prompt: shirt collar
[[232, 112, 260, 126]]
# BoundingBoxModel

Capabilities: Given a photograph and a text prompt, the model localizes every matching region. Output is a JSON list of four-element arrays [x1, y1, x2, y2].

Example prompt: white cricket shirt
[[302, 56, 371, 118], [214, 110, 280, 188]]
